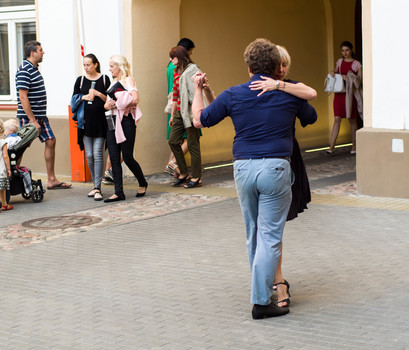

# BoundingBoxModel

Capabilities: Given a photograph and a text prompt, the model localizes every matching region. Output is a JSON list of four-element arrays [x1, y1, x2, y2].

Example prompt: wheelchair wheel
[[31, 179, 45, 203], [22, 192, 31, 200], [32, 189, 44, 203]]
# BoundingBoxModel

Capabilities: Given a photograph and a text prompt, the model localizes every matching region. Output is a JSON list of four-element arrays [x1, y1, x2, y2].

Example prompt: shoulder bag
[[324, 73, 345, 93], [164, 92, 172, 114]]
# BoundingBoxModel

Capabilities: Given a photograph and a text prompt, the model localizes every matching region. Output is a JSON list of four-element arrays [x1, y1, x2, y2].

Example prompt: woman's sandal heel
[[275, 280, 291, 307]]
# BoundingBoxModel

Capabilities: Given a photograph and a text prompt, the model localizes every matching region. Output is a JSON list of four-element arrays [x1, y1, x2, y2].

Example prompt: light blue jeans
[[83, 136, 104, 190], [234, 158, 292, 305]]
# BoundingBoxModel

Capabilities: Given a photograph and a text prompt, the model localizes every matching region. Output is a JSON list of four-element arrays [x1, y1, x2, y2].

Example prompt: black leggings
[[106, 115, 147, 197]]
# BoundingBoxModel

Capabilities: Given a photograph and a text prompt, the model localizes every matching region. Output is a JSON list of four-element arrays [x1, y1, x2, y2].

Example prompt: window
[[0, 2, 35, 102], [0, 23, 9, 96]]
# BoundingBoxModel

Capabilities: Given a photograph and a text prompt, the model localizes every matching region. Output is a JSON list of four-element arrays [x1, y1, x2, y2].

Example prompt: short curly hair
[[244, 38, 280, 76]]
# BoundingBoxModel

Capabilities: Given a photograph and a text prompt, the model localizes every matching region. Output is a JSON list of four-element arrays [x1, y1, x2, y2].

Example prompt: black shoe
[[136, 183, 148, 197], [103, 195, 125, 203], [172, 175, 189, 187], [184, 178, 202, 189], [252, 303, 289, 319]]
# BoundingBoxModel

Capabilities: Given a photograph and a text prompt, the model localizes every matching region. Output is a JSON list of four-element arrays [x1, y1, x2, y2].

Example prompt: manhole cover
[[22, 215, 102, 230]]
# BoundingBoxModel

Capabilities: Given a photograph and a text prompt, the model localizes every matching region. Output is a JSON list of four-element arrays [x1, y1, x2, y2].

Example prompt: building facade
[[0, 0, 407, 197]]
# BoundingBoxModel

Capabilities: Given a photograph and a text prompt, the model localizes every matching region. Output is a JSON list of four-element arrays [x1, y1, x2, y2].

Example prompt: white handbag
[[164, 92, 172, 114], [324, 73, 345, 93]]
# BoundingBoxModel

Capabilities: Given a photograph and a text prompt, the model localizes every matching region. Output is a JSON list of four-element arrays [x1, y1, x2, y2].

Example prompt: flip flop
[[1, 204, 14, 211], [47, 182, 72, 190]]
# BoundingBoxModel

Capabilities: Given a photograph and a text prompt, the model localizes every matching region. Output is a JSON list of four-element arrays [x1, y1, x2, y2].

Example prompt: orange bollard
[[68, 105, 92, 182]]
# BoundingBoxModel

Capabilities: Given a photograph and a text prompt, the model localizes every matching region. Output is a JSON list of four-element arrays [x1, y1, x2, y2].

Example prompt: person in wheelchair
[[3, 120, 45, 204]]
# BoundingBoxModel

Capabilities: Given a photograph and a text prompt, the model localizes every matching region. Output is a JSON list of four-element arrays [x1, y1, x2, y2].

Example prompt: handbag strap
[[81, 74, 106, 90]]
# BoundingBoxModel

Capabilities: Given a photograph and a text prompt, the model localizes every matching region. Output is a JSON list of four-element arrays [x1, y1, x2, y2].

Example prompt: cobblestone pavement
[[1, 148, 409, 349]]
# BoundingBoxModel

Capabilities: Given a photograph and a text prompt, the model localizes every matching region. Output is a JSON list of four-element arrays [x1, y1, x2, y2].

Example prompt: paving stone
[[0, 152, 409, 348]]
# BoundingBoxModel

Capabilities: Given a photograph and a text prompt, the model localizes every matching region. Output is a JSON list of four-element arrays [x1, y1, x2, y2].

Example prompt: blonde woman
[[103, 55, 148, 203], [250, 45, 317, 308]]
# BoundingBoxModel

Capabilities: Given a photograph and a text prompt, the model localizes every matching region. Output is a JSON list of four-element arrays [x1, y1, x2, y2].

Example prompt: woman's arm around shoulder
[[285, 81, 317, 101], [249, 76, 317, 101]]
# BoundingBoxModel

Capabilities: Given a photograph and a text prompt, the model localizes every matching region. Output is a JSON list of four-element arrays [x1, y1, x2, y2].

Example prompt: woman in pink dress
[[327, 41, 362, 154]]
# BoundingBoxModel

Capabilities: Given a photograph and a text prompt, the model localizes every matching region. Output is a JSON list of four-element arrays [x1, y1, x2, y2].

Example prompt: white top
[[0, 139, 8, 179], [124, 77, 138, 93], [5, 135, 22, 150]]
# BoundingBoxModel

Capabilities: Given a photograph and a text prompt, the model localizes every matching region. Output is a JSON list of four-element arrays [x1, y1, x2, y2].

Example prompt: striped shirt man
[[15, 40, 71, 189], [16, 59, 47, 120]]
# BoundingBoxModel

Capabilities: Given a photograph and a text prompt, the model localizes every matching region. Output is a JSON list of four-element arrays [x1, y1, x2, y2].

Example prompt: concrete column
[[131, 0, 181, 174], [357, 0, 409, 198]]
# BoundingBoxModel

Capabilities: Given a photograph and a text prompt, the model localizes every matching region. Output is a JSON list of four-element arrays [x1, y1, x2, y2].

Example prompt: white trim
[[8, 20, 17, 101], [0, 5, 35, 13], [0, 9, 35, 20]]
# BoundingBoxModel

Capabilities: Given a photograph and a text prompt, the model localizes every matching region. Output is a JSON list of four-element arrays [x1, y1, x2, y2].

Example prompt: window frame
[[0, 5, 36, 103]]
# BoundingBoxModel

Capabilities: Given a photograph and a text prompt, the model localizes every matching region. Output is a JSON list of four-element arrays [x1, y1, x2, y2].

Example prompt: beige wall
[[331, 0, 356, 61], [131, 0, 181, 174], [0, 114, 72, 176], [329, 0, 359, 144], [180, 0, 331, 164]]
